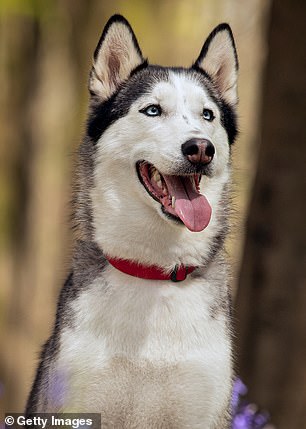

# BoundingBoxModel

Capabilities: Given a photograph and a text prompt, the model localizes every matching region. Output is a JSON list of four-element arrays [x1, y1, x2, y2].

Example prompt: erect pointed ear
[[193, 23, 238, 106], [89, 15, 145, 100]]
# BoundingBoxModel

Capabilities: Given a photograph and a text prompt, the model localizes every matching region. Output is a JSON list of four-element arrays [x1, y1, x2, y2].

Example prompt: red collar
[[107, 257, 196, 282]]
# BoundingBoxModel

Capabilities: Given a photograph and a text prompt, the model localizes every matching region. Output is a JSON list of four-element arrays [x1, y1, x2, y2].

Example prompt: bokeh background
[[0, 1, 305, 428]]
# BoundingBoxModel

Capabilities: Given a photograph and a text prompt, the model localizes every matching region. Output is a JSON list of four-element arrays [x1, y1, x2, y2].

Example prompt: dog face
[[76, 15, 238, 266]]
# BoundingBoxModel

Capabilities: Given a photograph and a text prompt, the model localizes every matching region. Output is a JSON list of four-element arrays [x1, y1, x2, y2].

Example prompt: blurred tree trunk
[[0, 1, 94, 413], [235, 1, 306, 428]]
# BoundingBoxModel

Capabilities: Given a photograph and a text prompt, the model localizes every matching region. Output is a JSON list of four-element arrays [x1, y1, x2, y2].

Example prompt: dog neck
[[106, 256, 196, 282]]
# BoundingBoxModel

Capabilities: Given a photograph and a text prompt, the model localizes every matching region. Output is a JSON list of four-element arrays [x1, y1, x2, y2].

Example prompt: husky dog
[[26, 14, 238, 429]]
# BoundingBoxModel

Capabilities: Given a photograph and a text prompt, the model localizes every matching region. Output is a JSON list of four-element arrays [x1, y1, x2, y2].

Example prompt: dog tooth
[[153, 171, 161, 182], [156, 180, 162, 189], [171, 196, 176, 209]]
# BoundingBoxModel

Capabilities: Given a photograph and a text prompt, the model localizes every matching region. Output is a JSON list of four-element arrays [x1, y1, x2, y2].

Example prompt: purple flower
[[47, 368, 68, 409], [231, 379, 273, 429], [231, 378, 248, 414]]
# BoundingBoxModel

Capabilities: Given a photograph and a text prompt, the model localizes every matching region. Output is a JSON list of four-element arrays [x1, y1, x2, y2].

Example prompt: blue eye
[[203, 108, 214, 122], [141, 105, 162, 117]]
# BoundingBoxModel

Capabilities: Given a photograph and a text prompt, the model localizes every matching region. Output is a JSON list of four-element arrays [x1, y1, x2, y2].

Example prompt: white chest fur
[[56, 265, 232, 427]]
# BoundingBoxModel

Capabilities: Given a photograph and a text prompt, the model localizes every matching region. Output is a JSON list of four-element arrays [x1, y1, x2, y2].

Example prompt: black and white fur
[[26, 15, 238, 428]]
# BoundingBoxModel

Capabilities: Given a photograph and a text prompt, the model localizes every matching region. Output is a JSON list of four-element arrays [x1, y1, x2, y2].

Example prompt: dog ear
[[89, 15, 145, 99], [193, 24, 238, 106]]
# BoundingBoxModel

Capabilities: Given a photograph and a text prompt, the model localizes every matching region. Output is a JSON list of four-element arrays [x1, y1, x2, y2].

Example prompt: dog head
[[74, 15, 238, 267]]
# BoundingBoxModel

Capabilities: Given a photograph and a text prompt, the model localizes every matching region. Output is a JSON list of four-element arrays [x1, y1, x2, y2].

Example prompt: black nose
[[181, 138, 215, 165]]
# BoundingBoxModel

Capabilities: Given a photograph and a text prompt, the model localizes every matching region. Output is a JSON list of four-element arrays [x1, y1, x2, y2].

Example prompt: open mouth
[[136, 161, 212, 232]]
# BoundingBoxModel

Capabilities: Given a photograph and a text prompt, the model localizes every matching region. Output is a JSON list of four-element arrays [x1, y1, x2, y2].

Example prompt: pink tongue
[[163, 175, 212, 232]]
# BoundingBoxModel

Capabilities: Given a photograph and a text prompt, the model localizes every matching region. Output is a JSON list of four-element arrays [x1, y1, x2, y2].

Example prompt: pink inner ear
[[107, 50, 121, 86]]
